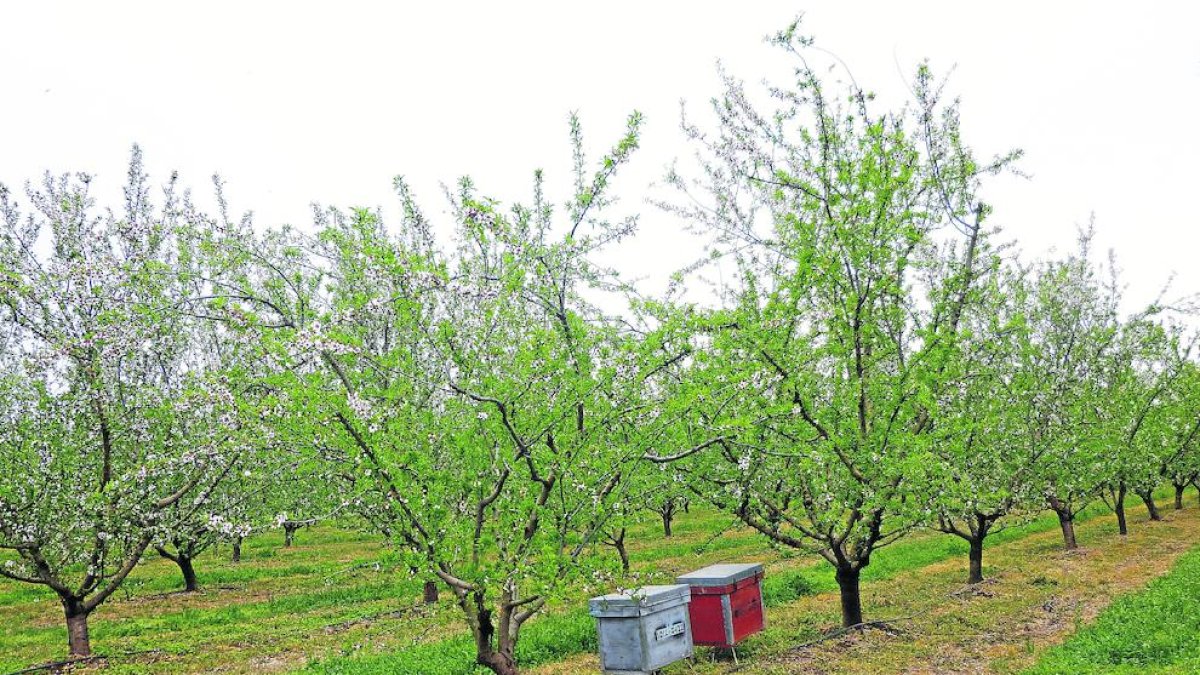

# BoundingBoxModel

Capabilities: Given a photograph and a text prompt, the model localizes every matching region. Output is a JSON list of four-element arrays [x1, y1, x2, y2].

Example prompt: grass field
[[1024, 542, 1200, 674], [2, 490, 1199, 674]]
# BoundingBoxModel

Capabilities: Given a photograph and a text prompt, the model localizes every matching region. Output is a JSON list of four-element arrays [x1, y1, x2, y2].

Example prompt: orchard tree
[[1023, 234, 1128, 549], [148, 436, 304, 585], [1095, 319, 1191, 532], [659, 22, 1017, 627], [151, 470, 255, 592], [198, 115, 694, 675], [598, 461, 693, 574], [149, 251, 270, 587], [0, 151, 243, 656], [1162, 361, 1200, 509], [267, 456, 347, 549], [646, 471, 691, 538], [925, 264, 1043, 583]]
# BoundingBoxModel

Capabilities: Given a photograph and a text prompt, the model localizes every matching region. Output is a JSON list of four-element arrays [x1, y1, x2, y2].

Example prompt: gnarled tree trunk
[[967, 536, 985, 584], [477, 648, 518, 675], [423, 580, 439, 604], [178, 555, 198, 592], [937, 510, 998, 584], [1174, 483, 1187, 510], [1057, 512, 1077, 548], [231, 536, 243, 563], [453, 585, 542, 675]]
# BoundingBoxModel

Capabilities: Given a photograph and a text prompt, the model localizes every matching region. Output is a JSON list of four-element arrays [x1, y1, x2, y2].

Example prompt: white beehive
[[588, 584, 693, 674]]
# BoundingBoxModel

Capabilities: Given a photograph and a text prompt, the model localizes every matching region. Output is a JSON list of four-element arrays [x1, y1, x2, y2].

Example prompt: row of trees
[[1, 21, 1196, 675]]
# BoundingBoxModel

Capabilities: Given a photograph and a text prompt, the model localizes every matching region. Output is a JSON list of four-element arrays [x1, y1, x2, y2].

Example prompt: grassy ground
[[0, 528, 438, 674], [534, 493, 1200, 675], [1024, 542, 1200, 674], [0, 509, 797, 674], [2, 491, 1197, 674]]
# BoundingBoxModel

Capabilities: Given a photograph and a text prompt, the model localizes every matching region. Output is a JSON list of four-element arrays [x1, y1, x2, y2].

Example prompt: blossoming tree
[[659, 21, 1017, 627], [0, 150, 244, 656], [195, 115, 698, 674]]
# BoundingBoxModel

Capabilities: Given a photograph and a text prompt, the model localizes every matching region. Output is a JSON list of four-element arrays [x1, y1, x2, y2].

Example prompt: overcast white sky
[[3, 1, 1198, 310]]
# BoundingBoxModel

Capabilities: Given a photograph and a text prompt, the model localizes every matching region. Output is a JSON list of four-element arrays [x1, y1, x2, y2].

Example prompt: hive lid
[[676, 562, 764, 586], [588, 584, 691, 617]]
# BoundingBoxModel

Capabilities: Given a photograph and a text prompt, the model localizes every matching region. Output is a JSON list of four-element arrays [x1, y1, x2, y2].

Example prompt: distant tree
[[598, 462, 692, 574], [649, 482, 690, 538], [149, 246, 267, 588], [1162, 362, 1200, 509], [268, 458, 345, 549], [1095, 319, 1190, 533], [1023, 235, 1131, 549], [151, 469, 255, 592], [926, 264, 1040, 583]]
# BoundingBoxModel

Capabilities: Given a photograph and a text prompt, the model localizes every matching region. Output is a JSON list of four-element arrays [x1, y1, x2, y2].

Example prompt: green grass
[[1025, 544, 1200, 674], [304, 499, 1140, 674], [0, 527, 442, 673], [0, 490, 1185, 674], [307, 614, 601, 675]]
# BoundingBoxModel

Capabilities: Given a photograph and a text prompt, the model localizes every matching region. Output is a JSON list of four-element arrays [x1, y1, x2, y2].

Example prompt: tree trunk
[[423, 580, 439, 604], [1175, 483, 1186, 510], [470, 602, 519, 675], [662, 510, 673, 537], [477, 648, 518, 675], [62, 598, 92, 657], [607, 528, 630, 573], [1055, 508, 1078, 550], [231, 537, 243, 563], [284, 523, 298, 547], [177, 555, 199, 592], [1139, 491, 1162, 521], [834, 565, 863, 628], [1114, 482, 1128, 535], [158, 546, 199, 591], [967, 536, 985, 584]]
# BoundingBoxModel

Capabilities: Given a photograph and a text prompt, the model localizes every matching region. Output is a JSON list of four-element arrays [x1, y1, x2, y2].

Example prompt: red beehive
[[676, 563, 765, 648]]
